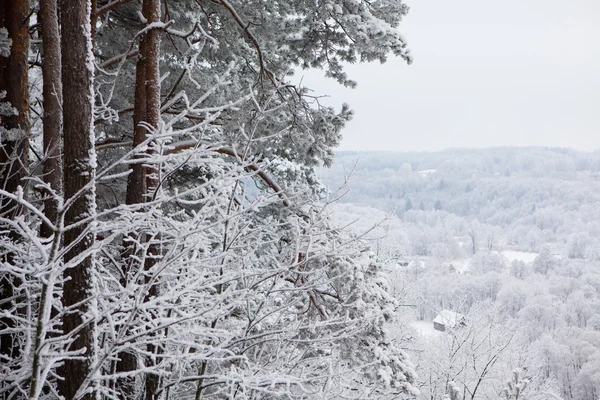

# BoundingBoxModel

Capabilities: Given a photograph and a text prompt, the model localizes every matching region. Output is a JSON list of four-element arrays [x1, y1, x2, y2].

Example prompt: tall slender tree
[[138, 2, 162, 399], [0, 0, 30, 214], [57, 1, 97, 399], [25, 2, 63, 397], [39, 0, 62, 238], [117, 1, 163, 398], [0, 0, 30, 373]]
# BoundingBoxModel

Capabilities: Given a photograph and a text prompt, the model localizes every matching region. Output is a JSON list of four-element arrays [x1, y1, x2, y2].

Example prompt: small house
[[433, 310, 465, 332]]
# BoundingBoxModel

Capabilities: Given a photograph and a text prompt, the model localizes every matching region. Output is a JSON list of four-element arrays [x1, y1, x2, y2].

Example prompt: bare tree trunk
[[114, 36, 149, 399], [116, 1, 162, 398], [141, 2, 162, 396], [0, 0, 30, 210], [39, 0, 62, 238], [26, 2, 63, 397], [0, 0, 30, 375], [57, 1, 97, 399], [114, 8, 149, 400], [125, 38, 148, 206], [125, 0, 161, 206]]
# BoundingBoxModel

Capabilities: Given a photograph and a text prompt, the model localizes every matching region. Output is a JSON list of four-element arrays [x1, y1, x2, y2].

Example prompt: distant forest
[[319, 147, 600, 256], [318, 147, 600, 400]]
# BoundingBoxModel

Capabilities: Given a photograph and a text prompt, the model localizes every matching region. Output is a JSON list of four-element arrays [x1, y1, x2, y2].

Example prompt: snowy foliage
[[0, 90, 19, 139], [499, 368, 530, 400], [0, 139, 419, 398], [0, 27, 10, 57], [0, 1, 417, 399]]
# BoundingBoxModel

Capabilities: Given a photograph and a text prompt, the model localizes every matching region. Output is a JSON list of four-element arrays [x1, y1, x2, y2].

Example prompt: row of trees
[[0, 1, 417, 399]]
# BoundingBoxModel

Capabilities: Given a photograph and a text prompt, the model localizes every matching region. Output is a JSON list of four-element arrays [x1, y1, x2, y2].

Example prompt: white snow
[[417, 169, 437, 176], [445, 259, 470, 274], [501, 250, 539, 264], [410, 320, 443, 338], [0, 28, 11, 57]]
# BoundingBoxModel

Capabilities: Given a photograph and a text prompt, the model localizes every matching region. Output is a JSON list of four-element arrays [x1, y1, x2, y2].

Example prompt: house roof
[[433, 310, 464, 328]]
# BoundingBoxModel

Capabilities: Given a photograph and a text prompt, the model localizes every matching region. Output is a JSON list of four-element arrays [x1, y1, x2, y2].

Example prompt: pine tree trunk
[[141, 1, 162, 395], [26, 1, 63, 397], [0, 0, 30, 211], [117, 1, 162, 398], [0, 0, 30, 374], [115, 34, 148, 400], [142, 0, 161, 400], [39, 0, 62, 238], [57, 1, 97, 399], [125, 37, 148, 206]]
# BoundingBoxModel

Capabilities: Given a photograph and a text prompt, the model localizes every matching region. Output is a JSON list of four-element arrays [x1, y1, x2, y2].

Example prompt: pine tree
[[0, 0, 30, 381], [39, 0, 62, 239], [57, 1, 97, 398]]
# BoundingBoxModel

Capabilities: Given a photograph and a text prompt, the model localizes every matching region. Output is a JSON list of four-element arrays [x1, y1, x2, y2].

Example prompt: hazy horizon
[[331, 145, 600, 154]]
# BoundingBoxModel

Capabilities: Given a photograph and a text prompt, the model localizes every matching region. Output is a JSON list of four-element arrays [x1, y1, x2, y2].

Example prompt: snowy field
[[417, 169, 437, 176], [501, 250, 539, 264], [409, 320, 443, 339]]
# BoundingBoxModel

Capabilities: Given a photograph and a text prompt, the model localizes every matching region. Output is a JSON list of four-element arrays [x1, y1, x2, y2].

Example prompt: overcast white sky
[[299, 0, 600, 152]]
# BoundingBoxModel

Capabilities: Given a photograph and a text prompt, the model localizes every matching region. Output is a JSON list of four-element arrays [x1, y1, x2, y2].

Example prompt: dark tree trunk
[[29, 2, 63, 396], [116, 1, 162, 398], [125, 0, 161, 208], [141, 3, 162, 398], [0, 0, 30, 210], [115, 36, 148, 399], [0, 0, 30, 375], [57, 1, 97, 399], [39, 0, 62, 238], [125, 37, 148, 206]]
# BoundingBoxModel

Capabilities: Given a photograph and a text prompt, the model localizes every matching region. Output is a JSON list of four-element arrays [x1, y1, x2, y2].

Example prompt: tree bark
[[57, 1, 97, 399], [125, 37, 148, 206], [115, 33, 149, 400], [141, 3, 162, 397], [0, 0, 30, 374], [39, 0, 62, 238], [26, 2, 63, 397], [116, 1, 162, 398], [0, 0, 30, 211]]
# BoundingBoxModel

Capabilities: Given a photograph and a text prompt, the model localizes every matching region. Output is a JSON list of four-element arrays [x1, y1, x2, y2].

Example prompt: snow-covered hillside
[[322, 149, 600, 400]]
